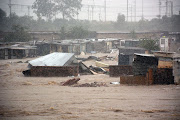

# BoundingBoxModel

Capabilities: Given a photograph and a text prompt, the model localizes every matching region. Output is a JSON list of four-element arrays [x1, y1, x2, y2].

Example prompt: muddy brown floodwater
[[0, 54, 180, 120]]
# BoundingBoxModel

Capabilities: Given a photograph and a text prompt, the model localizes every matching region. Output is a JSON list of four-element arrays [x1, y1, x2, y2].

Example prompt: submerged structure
[[23, 52, 92, 77]]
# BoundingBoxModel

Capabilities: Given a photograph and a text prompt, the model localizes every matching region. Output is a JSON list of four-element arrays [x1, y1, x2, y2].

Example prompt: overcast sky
[[0, 0, 180, 21]]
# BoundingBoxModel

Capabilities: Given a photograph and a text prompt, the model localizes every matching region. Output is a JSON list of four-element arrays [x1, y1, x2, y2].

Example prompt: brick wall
[[153, 68, 174, 84], [109, 65, 133, 77], [30, 66, 79, 77], [120, 68, 174, 85], [120, 68, 154, 85], [120, 76, 147, 85]]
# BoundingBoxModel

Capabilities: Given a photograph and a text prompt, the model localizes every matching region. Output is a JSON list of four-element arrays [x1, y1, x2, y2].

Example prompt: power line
[[8, 1, 32, 17], [8, 0, 12, 17], [4, 0, 179, 22]]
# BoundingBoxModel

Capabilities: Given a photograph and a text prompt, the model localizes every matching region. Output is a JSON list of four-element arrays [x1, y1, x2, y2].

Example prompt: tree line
[[1, 9, 179, 33], [0, 0, 179, 43]]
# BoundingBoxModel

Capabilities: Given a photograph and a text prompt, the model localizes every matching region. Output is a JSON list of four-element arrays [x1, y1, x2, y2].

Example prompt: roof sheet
[[29, 52, 75, 66], [134, 53, 155, 57]]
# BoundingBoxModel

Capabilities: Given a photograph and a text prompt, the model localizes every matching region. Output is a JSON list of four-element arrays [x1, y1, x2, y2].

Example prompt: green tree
[[4, 25, 31, 42], [171, 15, 180, 32], [32, 0, 55, 20], [60, 26, 66, 40], [114, 13, 125, 30], [0, 9, 7, 31], [139, 39, 160, 51], [0, 8, 6, 21], [117, 13, 125, 24], [130, 30, 137, 39], [32, 0, 82, 20]]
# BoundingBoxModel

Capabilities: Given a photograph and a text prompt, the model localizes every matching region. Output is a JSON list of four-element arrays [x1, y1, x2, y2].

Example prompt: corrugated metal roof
[[173, 54, 180, 59], [29, 52, 75, 66], [134, 53, 155, 57]]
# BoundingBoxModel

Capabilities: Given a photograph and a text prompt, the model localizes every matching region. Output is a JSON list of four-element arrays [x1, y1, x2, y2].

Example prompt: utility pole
[[88, 5, 90, 21], [159, 0, 161, 19], [92, 6, 94, 21], [165, 0, 173, 17], [131, 5, 132, 22], [8, 1, 32, 17], [92, 0, 95, 21], [99, 8, 101, 21], [135, 0, 136, 22], [8, 0, 12, 18], [127, 0, 128, 21], [142, 0, 144, 20], [28, 6, 30, 16], [104, 0, 106, 22], [171, 1, 173, 17], [166, 0, 168, 16]]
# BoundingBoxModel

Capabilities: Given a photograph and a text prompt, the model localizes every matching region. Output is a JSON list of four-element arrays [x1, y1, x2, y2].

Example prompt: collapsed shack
[[77, 56, 100, 61], [79, 62, 93, 75], [89, 65, 107, 74], [23, 52, 92, 77]]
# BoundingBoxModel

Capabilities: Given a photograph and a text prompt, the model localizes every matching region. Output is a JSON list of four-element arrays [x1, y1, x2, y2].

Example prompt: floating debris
[[73, 82, 108, 87], [61, 78, 80, 86]]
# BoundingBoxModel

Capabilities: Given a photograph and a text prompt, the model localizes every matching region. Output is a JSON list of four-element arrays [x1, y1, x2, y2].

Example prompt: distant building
[[0, 46, 36, 59], [120, 39, 140, 48], [96, 31, 163, 39], [160, 32, 180, 53], [29, 31, 61, 41]]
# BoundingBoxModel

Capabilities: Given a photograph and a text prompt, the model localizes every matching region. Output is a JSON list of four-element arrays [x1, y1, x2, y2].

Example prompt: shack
[[118, 47, 146, 65], [50, 40, 87, 55], [0, 46, 36, 60], [153, 51, 174, 68], [120, 53, 157, 85], [23, 52, 92, 77], [35, 42, 51, 56], [132, 53, 158, 76], [120, 53, 175, 85], [86, 41, 107, 53]]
